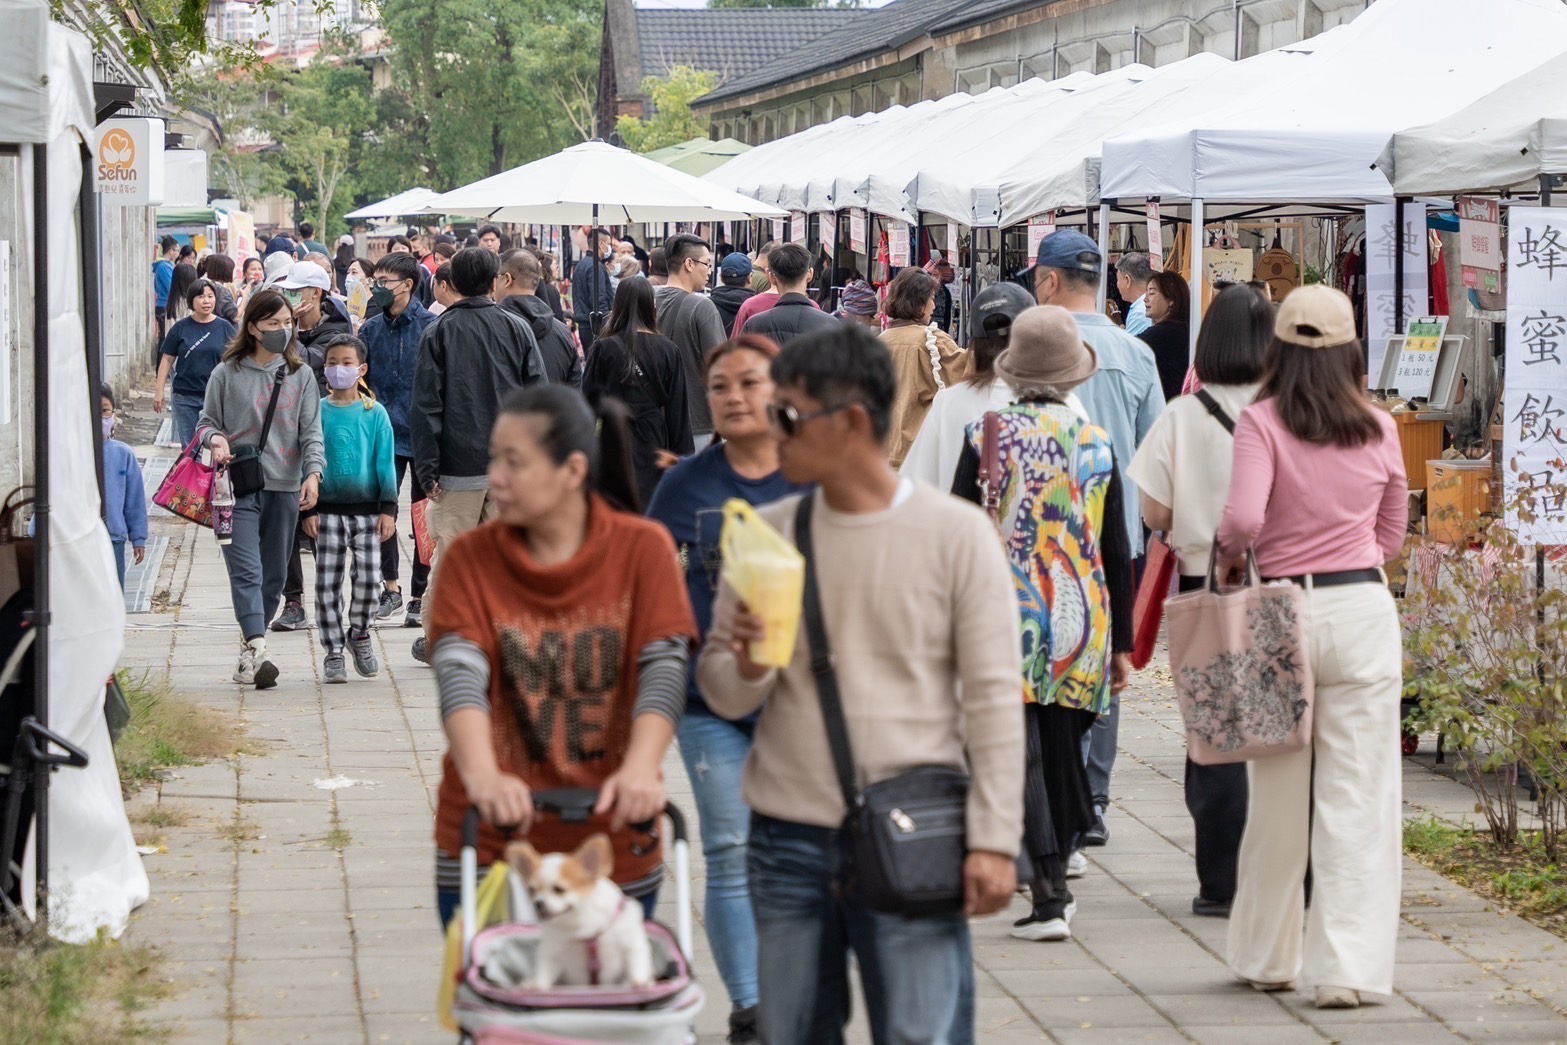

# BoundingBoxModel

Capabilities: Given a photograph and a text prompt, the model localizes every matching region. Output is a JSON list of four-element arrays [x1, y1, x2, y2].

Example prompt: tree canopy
[[617, 66, 719, 154]]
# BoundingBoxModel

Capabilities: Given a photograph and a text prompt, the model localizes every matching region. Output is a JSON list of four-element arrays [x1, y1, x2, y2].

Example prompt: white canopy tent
[[2, 0, 146, 942], [345, 186, 438, 221], [702, 115, 857, 203], [423, 140, 786, 224], [1375, 49, 1567, 196], [1100, 0, 1567, 206]]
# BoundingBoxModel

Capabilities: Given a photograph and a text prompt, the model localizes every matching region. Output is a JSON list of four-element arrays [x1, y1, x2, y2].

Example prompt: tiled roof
[[930, 0, 1056, 35], [699, 0, 978, 106], [633, 8, 857, 86]]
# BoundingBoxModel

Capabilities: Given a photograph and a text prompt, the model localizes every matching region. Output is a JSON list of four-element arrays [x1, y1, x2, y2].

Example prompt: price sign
[[1391, 316, 1448, 401]]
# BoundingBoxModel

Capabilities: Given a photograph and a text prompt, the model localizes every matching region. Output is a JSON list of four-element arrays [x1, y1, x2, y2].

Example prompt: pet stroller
[[446, 789, 705, 1044]]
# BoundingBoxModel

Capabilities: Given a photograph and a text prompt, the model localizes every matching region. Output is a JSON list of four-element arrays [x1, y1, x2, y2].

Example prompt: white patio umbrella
[[422, 140, 787, 224], [345, 187, 439, 221]]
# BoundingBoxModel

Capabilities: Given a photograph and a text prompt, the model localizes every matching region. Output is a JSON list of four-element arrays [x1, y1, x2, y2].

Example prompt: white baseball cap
[[279, 262, 331, 291], [337, 234, 355, 247], [262, 252, 294, 287]]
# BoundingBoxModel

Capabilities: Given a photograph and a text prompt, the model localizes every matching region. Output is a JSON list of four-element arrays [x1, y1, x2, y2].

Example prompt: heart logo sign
[[98, 128, 138, 182]]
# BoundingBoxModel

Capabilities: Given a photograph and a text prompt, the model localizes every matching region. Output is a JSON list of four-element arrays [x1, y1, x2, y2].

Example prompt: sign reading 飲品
[[1504, 206, 1567, 545]]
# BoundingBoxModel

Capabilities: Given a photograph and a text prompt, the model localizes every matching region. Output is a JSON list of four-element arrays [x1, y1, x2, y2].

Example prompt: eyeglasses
[[371, 278, 408, 289], [767, 401, 856, 437], [693, 259, 713, 270]]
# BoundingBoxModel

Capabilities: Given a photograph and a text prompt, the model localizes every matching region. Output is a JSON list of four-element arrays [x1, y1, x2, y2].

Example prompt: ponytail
[[498, 385, 641, 513]]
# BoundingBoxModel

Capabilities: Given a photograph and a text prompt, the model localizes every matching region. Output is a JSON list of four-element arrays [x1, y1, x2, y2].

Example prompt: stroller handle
[[461, 789, 689, 850]]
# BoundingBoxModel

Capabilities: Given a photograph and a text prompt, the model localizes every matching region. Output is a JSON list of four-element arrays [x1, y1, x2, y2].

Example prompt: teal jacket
[[312, 395, 398, 518]]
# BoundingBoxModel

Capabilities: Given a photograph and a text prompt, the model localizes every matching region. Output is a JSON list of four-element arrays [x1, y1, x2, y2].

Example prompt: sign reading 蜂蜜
[[1504, 206, 1567, 545], [93, 118, 164, 207]]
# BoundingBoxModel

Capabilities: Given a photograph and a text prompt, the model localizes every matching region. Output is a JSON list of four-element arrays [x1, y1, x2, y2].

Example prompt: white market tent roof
[[993, 46, 1313, 226], [424, 140, 785, 223], [1376, 48, 1567, 196], [345, 187, 439, 221], [1100, 0, 1567, 205]]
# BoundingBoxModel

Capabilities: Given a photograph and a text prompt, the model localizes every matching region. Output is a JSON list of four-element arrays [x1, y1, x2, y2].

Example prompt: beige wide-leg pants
[[422, 488, 496, 644], [1226, 580, 1403, 996]]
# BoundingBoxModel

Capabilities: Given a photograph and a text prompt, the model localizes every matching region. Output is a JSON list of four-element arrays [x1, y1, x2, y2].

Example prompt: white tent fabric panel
[[995, 49, 1302, 224], [1376, 49, 1567, 195], [346, 187, 438, 220], [424, 141, 784, 223], [13, 15, 148, 943], [1100, 0, 1567, 204]]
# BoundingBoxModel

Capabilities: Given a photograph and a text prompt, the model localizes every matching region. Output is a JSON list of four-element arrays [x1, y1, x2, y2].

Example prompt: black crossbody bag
[[794, 495, 970, 917], [227, 367, 288, 498]]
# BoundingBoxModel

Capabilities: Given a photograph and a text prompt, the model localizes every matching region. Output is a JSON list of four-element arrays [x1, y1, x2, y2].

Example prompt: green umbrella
[[644, 137, 751, 178]]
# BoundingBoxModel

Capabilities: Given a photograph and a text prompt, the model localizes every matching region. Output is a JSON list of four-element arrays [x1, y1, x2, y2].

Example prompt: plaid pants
[[315, 513, 381, 655]]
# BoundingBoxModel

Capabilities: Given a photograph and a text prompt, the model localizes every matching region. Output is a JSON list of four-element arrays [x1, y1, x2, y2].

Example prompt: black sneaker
[[411, 636, 429, 664], [727, 1006, 758, 1045], [1192, 896, 1233, 918], [376, 589, 403, 620], [270, 601, 307, 632], [1082, 813, 1109, 847], [403, 597, 422, 628]]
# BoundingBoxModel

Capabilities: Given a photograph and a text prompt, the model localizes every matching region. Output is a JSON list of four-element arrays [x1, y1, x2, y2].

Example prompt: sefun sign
[[93, 118, 164, 207]]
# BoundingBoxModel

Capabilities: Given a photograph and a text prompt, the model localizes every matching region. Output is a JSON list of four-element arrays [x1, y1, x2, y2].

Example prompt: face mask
[[283, 289, 305, 309], [325, 365, 361, 391], [370, 285, 396, 310], [259, 327, 292, 354], [101, 416, 115, 441]]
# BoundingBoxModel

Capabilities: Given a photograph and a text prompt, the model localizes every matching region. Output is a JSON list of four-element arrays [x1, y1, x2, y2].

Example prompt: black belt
[[1265, 568, 1383, 588]]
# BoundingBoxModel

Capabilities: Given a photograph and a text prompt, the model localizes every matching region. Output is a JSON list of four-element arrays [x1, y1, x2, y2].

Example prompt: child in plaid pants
[[303, 336, 398, 683]]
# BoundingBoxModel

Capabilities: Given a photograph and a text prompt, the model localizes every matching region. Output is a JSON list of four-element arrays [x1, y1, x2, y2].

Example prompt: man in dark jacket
[[361, 251, 437, 626], [410, 247, 547, 658], [742, 243, 841, 347], [571, 227, 614, 349], [711, 252, 756, 336], [496, 249, 582, 388]]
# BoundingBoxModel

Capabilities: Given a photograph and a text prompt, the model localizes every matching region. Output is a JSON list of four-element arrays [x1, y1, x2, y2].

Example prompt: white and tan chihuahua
[[506, 834, 656, 989]]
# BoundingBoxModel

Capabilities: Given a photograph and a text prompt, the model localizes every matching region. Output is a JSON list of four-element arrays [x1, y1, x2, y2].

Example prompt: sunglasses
[[767, 401, 856, 437]]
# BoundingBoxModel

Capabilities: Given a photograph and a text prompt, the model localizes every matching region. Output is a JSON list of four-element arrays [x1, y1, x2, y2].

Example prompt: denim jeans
[[172, 393, 204, 449], [676, 707, 757, 1010], [112, 539, 127, 590], [748, 813, 975, 1045]]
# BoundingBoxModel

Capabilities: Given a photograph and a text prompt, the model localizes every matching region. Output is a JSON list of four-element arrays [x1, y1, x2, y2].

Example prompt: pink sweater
[[1218, 399, 1408, 577]]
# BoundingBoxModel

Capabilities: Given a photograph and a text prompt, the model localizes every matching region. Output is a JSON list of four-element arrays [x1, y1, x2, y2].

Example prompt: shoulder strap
[[256, 365, 289, 449], [794, 495, 861, 813], [1194, 389, 1236, 435]]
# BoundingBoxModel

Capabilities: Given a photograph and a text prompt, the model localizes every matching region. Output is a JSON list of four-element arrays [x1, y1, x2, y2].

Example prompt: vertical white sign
[[770, 218, 785, 242], [1027, 214, 1057, 262], [1504, 206, 1567, 544], [0, 241, 9, 425], [819, 214, 835, 257], [888, 223, 910, 267], [1146, 200, 1163, 271], [849, 213, 867, 254], [790, 212, 806, 243], [947, 223, 959, 259], [1364, 203, 1429, 382]]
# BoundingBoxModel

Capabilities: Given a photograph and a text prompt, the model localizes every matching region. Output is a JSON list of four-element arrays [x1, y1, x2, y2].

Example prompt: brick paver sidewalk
[[118, 473, 1567, 1044]]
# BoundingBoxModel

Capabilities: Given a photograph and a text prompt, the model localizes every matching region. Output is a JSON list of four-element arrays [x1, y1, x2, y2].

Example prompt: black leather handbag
[[794, 496, 969, 917], [227, 367, 287, 498]]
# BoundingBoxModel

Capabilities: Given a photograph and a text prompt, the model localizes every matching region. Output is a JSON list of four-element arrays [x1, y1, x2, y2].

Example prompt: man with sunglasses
[[360, 251, 437, 627], [700, 324, 1024, 1045], [658, 233, 727, 449]]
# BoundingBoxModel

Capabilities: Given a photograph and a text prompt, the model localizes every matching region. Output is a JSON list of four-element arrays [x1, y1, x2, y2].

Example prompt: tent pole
[[591, 203, 600, 339], [81, 146, 105, 511], [1188, 197, 1205, 358], [1096, 202, 1111, 312], [1544, 174, 1555, 208], [30, 142, 52, 927], [1393, 196, 1407, 335]]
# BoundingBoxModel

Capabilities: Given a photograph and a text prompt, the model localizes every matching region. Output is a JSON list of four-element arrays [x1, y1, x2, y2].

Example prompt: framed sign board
[[1376, 332, 1465, 411]]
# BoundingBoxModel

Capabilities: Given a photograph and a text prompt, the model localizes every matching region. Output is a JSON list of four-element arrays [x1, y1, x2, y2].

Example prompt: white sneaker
[[1067, 850, 1088, 879], [235, 638, 278, 689], [1010, 900, 1077, 942], [234, 642, 257, 685]]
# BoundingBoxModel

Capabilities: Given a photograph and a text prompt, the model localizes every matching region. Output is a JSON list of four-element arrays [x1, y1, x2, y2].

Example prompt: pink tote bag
[[152, 437, 216, 528], [1165, 540, 1313, 765]]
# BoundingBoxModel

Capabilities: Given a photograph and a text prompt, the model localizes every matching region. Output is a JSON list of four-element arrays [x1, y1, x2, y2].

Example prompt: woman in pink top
[[1216, 285, 1407, 1009]]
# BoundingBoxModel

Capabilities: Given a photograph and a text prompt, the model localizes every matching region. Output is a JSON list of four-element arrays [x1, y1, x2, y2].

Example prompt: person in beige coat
[[880, 267, 969, 467]]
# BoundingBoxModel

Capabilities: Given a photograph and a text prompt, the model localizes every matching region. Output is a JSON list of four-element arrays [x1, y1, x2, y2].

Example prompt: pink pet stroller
[[451, 790, 704, 1044]]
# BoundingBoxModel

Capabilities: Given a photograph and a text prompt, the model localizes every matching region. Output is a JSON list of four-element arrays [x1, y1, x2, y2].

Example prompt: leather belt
[[1266, 568, 1384, 588]]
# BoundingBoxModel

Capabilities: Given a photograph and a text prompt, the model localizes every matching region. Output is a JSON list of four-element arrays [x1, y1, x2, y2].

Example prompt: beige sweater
[[882, 323, 970, 468], [698, 484, 1025, 857]]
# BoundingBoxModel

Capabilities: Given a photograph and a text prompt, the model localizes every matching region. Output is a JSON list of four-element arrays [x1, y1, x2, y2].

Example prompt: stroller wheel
[[1401, 731, 1419, 757]]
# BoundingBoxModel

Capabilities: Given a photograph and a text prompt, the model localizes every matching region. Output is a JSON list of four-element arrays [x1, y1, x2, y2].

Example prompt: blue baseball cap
[[720, 253, 753, 280], [1020, 229, 1103, 283]]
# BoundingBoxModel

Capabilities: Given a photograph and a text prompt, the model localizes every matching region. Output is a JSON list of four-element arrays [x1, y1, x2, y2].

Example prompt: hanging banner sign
[[819, 214, 835, 257], [227, 211, 255, 264], [947, 223, 959, 258], [1145, 201, 1163, 271], [1027, 214, 1057, 262], [888, 222, 910, 267], [1504, 206, 1567, 544], [1364, 202, 1429, 382], [93, 118, 165, 207], [1457, 196, 1502, 293], [790, 212, 806, 243], [770, 218, 785, 242], [849, 213, 867, 254]]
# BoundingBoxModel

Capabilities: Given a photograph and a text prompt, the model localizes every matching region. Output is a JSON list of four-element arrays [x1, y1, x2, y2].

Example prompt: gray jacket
[[197, 355, 326, 493]]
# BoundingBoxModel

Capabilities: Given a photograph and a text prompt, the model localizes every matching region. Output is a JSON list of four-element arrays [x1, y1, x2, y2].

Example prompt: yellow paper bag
[[437, 862, 512, 1031], [719, 498, 805, 668]]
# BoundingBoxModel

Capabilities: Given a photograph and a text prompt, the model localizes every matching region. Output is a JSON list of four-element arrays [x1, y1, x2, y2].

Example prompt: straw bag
[[152, 437, 217, 528], [1165, 540, 1313, 765]]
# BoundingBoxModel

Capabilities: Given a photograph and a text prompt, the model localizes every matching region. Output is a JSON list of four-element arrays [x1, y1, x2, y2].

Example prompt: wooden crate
[[1394, 413, 1445, 490], [1426, 460, 1490, 543]]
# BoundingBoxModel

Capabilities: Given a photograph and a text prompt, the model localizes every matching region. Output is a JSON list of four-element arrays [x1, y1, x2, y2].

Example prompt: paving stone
[[1018, 993, 1173, 1030]]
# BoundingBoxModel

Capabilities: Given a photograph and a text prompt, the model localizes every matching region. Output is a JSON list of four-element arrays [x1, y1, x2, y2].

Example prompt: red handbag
[[410, 498, 437, 565], [152, 437, 216, 528], [1131, 532, 1177, 669]]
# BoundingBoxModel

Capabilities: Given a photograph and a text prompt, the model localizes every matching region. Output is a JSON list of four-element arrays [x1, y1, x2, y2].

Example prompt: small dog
[[506, 834, 655, 989]]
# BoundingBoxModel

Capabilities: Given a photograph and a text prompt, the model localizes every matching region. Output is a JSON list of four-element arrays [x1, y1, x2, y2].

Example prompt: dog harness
[[583, 896, 630, 987]]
